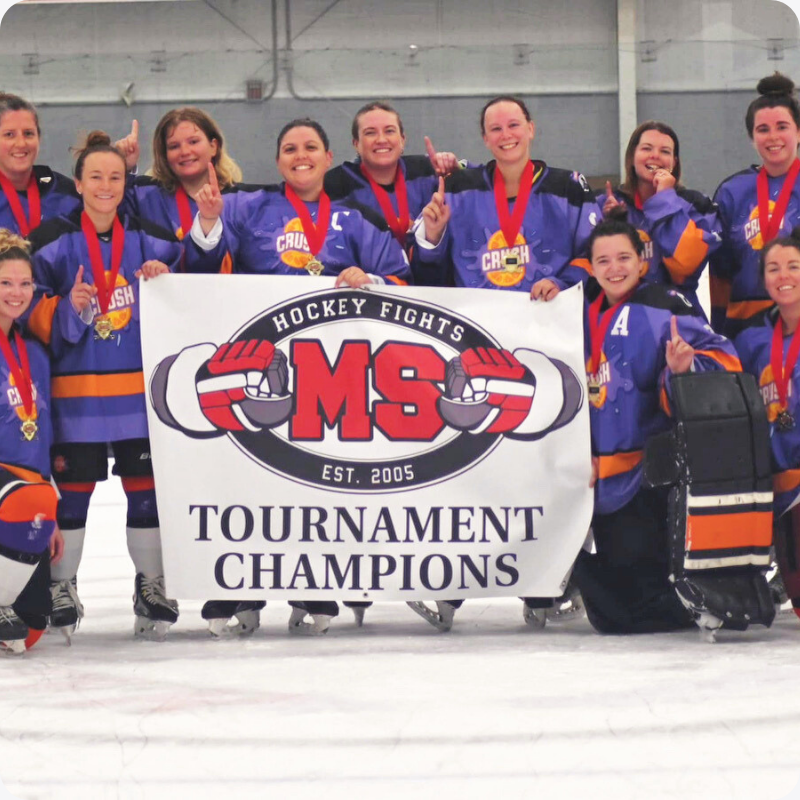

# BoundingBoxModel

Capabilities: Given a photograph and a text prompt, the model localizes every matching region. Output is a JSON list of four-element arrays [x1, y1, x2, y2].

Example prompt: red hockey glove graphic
[[195, 340, 292, 431], [438, 347, 536, 434]]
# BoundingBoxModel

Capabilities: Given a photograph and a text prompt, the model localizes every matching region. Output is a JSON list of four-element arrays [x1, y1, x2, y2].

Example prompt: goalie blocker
[[643, 371, 775, 633]]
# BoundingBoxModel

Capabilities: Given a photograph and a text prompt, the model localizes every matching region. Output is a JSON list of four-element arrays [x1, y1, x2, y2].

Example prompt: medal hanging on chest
[[770, 318, 800, 432], [81, 212, 125, 340], [284, 185, 331, 276], [587, 291, 633, 395], [757, 159, 800, 246], [493, 160, 534, 274], [0, 327, 37, 441], [174, 185, 194, 242], [0, 172, 41, 237], [360, 163, 410, 246]]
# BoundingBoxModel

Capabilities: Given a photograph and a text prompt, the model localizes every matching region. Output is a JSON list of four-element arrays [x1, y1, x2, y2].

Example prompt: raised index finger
[[75, 264, 84, 285], [437, 175, 446, 198], [670, 314, 679, 342], [605, 180, 613, 199], [131, 119, 139, 140], [424, 135, 437, 164], [207, 162, 220, 192]]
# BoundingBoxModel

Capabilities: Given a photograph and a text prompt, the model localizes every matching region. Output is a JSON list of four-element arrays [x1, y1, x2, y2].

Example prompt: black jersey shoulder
[[124, 214, 179, 243], [713, 166, 758, 196], [445, 165, 489, 195], [33, 165, 79, 200], [675, 186, 717, 214], [27, 213, 80, 253], [338, 198, 393, 232], [538, 164, 593, 206], [401, 155, 436, 181], [223, 181, 277, 195], [324, 163, 362, 200], [631, 283, 697, 315]]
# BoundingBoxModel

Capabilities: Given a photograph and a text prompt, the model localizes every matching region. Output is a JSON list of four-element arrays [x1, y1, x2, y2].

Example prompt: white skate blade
[[351, 607, 366, 627], [523, 604, 547, 630], [696, 612, 723, 643], [208, 610, 260, 639], [1, 639, 26, 656], [288, 608, 331, 635], [545, 593, 585, 623], [406, 601, 455, 632], [134, 617, 172, 642]]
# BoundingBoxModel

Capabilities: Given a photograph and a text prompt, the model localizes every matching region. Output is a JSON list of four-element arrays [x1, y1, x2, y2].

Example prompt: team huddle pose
[[0, 69, 799, 652]]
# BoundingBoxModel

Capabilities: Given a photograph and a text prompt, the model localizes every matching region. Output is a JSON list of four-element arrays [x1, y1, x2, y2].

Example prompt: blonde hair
[[151, 107, 242, 191], [0, 229, 32, 268]]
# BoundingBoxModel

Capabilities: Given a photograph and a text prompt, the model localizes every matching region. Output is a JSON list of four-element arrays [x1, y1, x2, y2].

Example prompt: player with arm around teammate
[[27, 132, 181, 641], [601, 121, 721, 314], [0, 230, 63, 654], [573, 209, 742, 634]]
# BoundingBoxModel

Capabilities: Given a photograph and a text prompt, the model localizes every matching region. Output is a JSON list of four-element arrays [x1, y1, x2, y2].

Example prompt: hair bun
[[757, 72, 796, 97], [84, 130, 112, 148], [0, 229, 30, 256], [605, 205, 629, 223]]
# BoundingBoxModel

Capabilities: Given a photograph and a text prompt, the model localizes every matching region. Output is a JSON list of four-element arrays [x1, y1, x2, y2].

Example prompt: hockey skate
[[133, 574, 178, 642], [288, 606, 332, 635], [406, 601, 456, 632], [695, 612, 724, 643], [49, 578, 84, 644], [350, 606, 366, 627], [522, 604, 547, 630], [202, 600, 265, 638], [0, 606, 28, 655], [546, 580, 585, 623]]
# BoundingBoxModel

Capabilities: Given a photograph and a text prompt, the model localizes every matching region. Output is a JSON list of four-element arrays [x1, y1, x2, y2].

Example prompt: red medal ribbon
[[359, 163, 409, 245], [770, 318, 800, 412], [493, 160, 534, 249], [757, 159, 800, 246], [0, 327, 35, 419], [81, 212, 125, 316], [633, 191, 644, 211], [284, 185, 331, 257], [174, 185, 194, 241], [588, 291, 634, 375], [0, 172, 41, 236]]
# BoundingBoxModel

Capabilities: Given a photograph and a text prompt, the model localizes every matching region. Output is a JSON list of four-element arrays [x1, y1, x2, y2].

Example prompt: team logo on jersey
[[637, 229, 653, 276], [149, 289, 583, 492], [586, 353, 611, 409], [481, 231, 531, 287], [276, 218, 315, 271], [6, 373, 39, 422], [758, 363, 793, 422], [90, 272, 134, 333], [744, 202, 783, 251]]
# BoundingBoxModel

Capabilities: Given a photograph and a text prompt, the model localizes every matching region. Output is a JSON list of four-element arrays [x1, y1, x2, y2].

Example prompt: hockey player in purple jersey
[[736, 226, 800, 621], [712, 73, 800, 338], [0, 231, 63, 654], [575, 210, 743, 634], [601, 121, 722, 313], [0, 93, 80, 241], [27, 132, 181, 641]]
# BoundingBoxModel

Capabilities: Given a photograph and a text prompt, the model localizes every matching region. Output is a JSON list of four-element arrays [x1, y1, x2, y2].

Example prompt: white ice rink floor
[[1, 477, 800, 800]]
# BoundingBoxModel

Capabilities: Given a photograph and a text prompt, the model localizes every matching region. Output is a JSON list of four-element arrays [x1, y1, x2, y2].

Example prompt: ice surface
[[1, 476, 799, 800]]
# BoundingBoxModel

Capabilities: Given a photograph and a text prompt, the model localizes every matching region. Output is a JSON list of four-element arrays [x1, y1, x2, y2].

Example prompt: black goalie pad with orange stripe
[[644, 372, 775, 630]]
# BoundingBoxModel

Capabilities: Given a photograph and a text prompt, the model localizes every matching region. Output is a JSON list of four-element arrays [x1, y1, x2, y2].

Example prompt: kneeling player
[[0, 231, 63, 654], [576, 210, 742, 634]]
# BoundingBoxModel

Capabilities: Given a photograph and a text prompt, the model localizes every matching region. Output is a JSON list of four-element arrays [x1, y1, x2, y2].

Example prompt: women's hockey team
[[1, 70, 799, 652]]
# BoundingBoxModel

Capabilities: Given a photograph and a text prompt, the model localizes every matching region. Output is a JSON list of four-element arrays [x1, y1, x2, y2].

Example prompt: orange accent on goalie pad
[[24, 628, 44, 650], [686, 511, 772, 552]]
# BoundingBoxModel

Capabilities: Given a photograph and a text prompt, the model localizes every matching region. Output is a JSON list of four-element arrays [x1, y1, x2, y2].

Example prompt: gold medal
[[305, 257, 324, 276], [94, 316, 114, 340], [20, 418, 38, 441], [502, 253, 522, 273]]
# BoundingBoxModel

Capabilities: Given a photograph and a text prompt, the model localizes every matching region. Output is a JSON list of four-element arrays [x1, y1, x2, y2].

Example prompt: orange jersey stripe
[[386, 275, 408, 286], [726, 299, 774, 320], [570, 257, 592, 276], [775, 469, 800, 494], [220, 252, 233, 275], [0, 462, 47, 484], [0, 482, 58, 523], [663, 220, 709, 282], [27, 295, 61, 347], [694, 350, 742, 372], [52, 371, 145, 399], [686, 510, 772, 552], [597, 450, 643, 480]]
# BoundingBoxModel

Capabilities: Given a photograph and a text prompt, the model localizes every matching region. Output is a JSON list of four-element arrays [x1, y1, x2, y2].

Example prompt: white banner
[[141, 276, 592, 600]]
